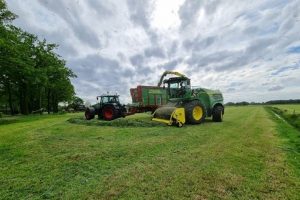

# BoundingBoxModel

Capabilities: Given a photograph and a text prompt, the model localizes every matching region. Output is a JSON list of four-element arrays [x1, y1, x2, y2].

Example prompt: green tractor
[[85, 94, 127, 121], [152, 71, 224, 127]]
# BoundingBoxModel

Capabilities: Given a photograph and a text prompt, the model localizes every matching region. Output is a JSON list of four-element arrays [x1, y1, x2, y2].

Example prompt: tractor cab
[[163, 77, 191, 99], [97, 95, 120, 105]]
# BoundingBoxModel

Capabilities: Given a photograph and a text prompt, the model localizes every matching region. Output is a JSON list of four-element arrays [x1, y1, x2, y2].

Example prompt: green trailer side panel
[[141, 87, 167, 106]]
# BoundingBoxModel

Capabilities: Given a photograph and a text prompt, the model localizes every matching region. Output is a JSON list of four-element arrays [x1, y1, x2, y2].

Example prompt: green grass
[[68, 113, 164, 127], [269, 105, 300, 130], [0, 107, 299, 199], [265, 107, 300, 178], [272, 104, 300, 114], [0, 113, 67, 125]]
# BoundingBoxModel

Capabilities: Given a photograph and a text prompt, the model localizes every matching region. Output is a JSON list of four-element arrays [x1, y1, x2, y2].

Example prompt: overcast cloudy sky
[[7, 0, 300, 103]]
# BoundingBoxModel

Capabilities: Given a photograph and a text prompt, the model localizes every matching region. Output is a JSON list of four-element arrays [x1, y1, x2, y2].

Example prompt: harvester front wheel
[[102, 105, 116, 121], [185, 101, 206, 124], [212, 105, 223, 122]]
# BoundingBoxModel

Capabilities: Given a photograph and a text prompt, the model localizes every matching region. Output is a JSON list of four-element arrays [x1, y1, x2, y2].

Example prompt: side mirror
[[96, 97, 98, 100]]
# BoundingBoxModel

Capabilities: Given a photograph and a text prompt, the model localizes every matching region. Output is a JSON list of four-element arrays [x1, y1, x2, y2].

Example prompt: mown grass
[[0, 107, 299, 199], [272, 104, 300, 114], [68, 113, 164, 127], [0, 113, 67, 125], [265, 107, 300, 178]]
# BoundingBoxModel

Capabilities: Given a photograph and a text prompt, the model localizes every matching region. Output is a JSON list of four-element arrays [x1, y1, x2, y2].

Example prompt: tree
[[0, 0, 77, 115], [0, 0, 17, 24], [69, 96, 84, 111]]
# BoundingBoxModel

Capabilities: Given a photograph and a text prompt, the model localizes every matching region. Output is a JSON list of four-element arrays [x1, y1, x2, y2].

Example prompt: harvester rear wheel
[[212, 105, 223, 122], [85, 107, 95, 120], [102, 105, 116, 121], [185, 101, 206, 124]]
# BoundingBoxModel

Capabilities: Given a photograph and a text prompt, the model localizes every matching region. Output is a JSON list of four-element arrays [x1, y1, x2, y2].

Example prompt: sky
[[7, 0, 300, 104]]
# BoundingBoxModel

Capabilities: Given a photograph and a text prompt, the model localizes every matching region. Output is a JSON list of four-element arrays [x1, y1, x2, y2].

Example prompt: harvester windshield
[[164, 77, 191, 99]]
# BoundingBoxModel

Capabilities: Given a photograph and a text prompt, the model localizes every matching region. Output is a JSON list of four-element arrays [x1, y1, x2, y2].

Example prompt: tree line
[[0, 0, 77, 115], [225, 99, 300, 106]]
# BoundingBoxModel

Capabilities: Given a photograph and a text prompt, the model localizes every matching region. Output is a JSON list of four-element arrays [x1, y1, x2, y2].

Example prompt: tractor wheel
[[185, 101, 206, 124], [102, 105, 116, 121], [85, 107, 95, 120], [212, 105, 224, 122]]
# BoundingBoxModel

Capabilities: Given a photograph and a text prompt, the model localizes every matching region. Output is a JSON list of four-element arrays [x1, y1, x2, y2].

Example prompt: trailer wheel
[[185, 101, 206, 124], [102, 105, 116, 121], [212, 105, 223, 122], [85, 107, 95, 120]]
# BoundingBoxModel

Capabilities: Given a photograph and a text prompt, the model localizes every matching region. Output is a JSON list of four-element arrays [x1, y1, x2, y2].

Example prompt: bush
[[58, 110, 66, 115], [0, 118, 18, 125]]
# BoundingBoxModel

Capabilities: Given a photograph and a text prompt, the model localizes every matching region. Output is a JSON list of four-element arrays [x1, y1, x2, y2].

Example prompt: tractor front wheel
[[212, 105, 224, 122], [185, 101, 206, 124], [85, 107, 95, 120], [102, 105, 116, 121]]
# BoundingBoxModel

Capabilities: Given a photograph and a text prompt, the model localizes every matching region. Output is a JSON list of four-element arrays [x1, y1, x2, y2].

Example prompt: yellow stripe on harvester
[[152, 107, 185, 126]]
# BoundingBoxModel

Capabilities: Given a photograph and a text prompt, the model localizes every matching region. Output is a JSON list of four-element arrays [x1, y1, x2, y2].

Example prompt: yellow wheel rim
[[193, 106, 203, 121]]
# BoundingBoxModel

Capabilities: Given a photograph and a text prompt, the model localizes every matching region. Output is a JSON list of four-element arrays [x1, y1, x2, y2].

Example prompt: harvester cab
[[163, 76, 191, 99], [152, 71, 224, 127]]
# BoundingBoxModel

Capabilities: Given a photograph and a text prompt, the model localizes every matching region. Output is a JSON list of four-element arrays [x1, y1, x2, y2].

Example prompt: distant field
[[269, 104, 300, 131], [272, 104, 300, 114], [0, 107, 299, 199]]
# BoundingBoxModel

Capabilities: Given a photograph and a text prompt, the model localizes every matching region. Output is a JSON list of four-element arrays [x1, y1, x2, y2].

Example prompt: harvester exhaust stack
[[152, 107, 185, 127]]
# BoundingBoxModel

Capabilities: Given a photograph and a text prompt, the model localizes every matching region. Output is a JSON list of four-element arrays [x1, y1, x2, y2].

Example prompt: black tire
[[176, 122, 183, 128], [102, 105, 117, 121], [212, 105, 224, 122], [185, 101, 206, 124], [120, 105, 127, 118], [85, 107, 95, 120]]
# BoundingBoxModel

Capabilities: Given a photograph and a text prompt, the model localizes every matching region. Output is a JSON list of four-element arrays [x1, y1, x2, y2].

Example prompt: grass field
[[269, 104, 300, 130], [0, 106, 299, 199], [272, 104, 300, 114]]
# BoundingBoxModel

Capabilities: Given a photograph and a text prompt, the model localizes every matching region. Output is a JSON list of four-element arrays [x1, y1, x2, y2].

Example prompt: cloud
[[287, 46, 300, 54], [271, 64, 300, 76], [86, 1, 113, 17], [226, 88, 236, 92], [38, 0, 102, 48], [130, 54, 144, 66], [178, 1, 203, 29], [6, 0, 300, 103], [159, 58, 183, 71], [144, 46, 165, 58], [268, 85, 284, 91], [126, 0, 158, 44], [127, 0, 150, 29], [68, 54, 135, 100]]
